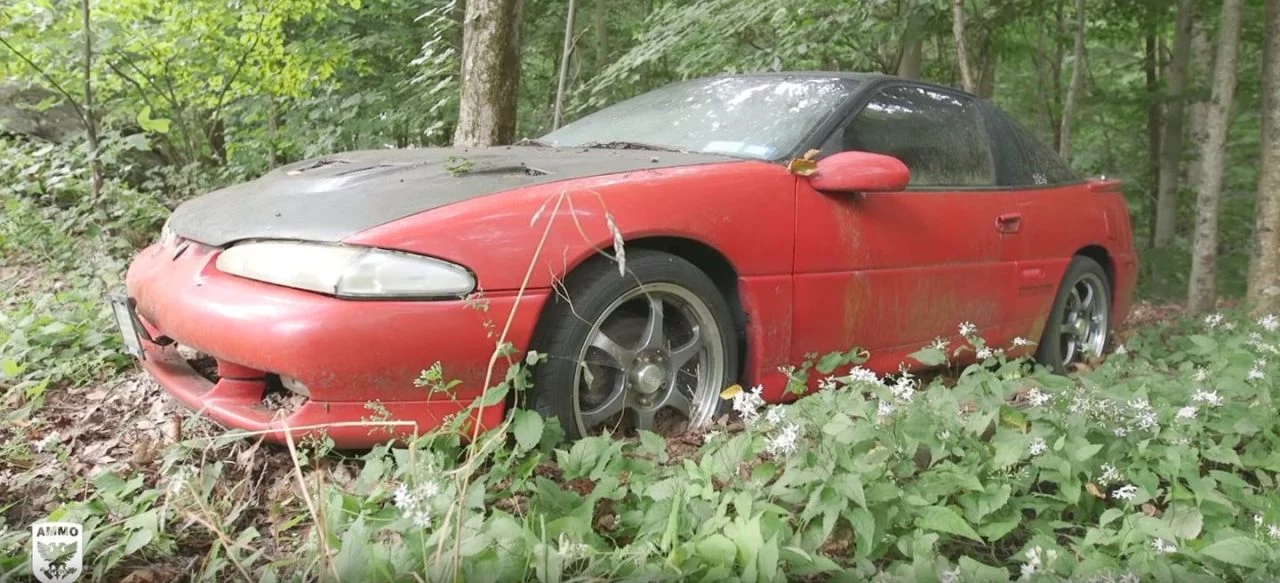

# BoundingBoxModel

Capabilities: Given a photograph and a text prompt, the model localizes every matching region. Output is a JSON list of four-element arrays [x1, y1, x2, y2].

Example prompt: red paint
[[809, 151, 911, 193], [124, 158, 1136, 447]]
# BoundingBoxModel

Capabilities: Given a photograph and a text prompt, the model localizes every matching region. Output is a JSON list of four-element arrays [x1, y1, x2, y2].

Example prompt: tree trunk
[[976, 37, 997, 98], [1186, 18, 1214, 187], [1249, 0, 1280, 313], [1145, 32, 1161, 246], [1152, 0, 1195, 248], [952, 0, 976, 92], [453, 0, 524, 147], [897, 5, 925, 79], [1188, 0, 1244, 313], [82, 0, 102, 198], [1058, 0, 1087, 160], [552, 0, 577, 129], [592, 0, 608, 74]]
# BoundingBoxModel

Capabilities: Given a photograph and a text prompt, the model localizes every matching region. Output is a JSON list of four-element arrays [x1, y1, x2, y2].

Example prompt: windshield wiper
[[575, 140, 686, 153]]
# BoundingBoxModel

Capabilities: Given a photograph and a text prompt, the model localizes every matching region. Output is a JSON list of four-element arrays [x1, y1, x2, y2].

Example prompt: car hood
[[166, 146, 740, 247]]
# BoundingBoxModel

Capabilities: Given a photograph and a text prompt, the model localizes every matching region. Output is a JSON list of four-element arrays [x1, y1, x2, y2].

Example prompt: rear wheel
[[1036, 256, 1111, 374], [529, 250, 739, 441]]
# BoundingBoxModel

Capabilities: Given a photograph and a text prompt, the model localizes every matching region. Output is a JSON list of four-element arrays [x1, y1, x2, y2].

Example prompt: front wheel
[[1036, 256, 1112, 374], [529, 250, 739, 441]]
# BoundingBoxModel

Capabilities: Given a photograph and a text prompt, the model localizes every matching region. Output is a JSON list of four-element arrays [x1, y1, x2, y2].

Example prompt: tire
[[529, 250, 739, 441], [1035, 256, 1112, 374]]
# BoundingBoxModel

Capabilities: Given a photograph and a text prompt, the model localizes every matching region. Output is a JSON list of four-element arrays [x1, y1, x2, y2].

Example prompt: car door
[[791, 83, 1021, 374]]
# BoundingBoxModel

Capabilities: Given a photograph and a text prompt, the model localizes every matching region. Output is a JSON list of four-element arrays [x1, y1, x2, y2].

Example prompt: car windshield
[[539, 76, 859, 161]]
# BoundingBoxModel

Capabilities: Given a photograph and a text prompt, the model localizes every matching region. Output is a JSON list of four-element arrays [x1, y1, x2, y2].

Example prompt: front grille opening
[[178, 345, 220, 383], [262, 374, 307, 418]]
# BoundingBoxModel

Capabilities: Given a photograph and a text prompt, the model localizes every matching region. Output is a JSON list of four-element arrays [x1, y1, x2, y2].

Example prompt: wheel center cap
[[633, 363, 666, 395], [1074, 317, 1090, 338]]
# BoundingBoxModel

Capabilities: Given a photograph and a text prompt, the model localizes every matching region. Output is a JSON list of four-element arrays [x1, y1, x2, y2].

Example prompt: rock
[[0, 83, 82, 142]]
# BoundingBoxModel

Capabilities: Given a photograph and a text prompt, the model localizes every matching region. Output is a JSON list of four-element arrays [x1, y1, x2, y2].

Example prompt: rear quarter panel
[[1012, 182, 1138, 342]]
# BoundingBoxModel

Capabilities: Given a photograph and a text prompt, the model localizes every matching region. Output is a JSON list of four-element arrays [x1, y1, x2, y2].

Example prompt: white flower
[[1205, 313, 1225, 328], [849, 366, 880, 385], [1152, 538, 1177, 554], [1013, 336, 1033, 347], [702, 431, 720, 444], [1268, 524, 1280, 540], [1019, 547, 1057, 581], [1029, 437, 1047, 456], [1119, 573, 1140, 583], [1099, 463, 1123, 486], [732, 385, 766, 423], [1128, 398, 1152, 412], [939, 429, 951, 441], [767, 422, 801, 456], [1249, 332, 1266, 346], [877, 399, 895, 418], [1027, 388, 1052, 407], [1259, 314, 1279, 332], [1254, 513, 1264, 526], [765, 405, 786, 425], [959, 321, 978, 337], [976, 346, 994, 359], [1135, 410, 1159, 431], [1114, 344, 1128, 355], [1193, 367, 1210, 383], [818, 376, 838, 391], [1176, 406, 1198, 420], [940, 565, 962, 583], [1113, 426, 1128, 437], [891, 375, 916, 403], [930, 337, 950, 351], [394, 478, 442, 529], [1248, 366, 1266, 382], [558, 532, 591, 561], [1113, 484, 1138, 501]]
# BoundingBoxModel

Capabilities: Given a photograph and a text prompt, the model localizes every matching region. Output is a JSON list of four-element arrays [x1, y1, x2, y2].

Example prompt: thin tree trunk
[[592, 0, 608, 73], [898, 4, 925, 79], [1187, 18, 1214, 187], [453, 0, 524, 147], [82, 0, 102, 198], [952, 0, 976, 92], [552, 0, 577, 129], [1188, 0, 1244, 313], [1153, 0, 1195, 248], [1145, 31, 1162, 246], [1058, 0, 1087, 159], [976, 36, 997, 98], [1249, 0, 1280, 313]]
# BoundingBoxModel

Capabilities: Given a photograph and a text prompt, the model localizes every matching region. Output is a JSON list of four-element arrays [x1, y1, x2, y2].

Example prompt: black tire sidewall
[[1036, 256, 1111, 373], [529, 250, 739, 440]]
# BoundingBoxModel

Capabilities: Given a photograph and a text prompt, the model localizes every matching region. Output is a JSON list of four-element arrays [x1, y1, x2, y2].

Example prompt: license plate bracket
[[109, 294, 150, 360]]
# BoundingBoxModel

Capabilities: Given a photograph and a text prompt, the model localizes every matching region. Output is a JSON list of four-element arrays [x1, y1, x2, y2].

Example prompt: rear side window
[[839, 85, 996, 188], [986, 107, 1080, 186]]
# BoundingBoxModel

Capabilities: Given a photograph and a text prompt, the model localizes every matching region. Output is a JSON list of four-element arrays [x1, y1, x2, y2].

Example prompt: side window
[[989, 108, 1081, 186], [839, 85, 996, 188]]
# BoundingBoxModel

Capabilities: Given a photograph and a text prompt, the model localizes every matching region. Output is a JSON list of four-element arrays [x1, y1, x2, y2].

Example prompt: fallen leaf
[[1086, 482, 1107, 499]]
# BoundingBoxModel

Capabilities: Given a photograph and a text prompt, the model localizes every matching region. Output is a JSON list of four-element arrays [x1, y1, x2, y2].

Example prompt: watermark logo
[[30, 521, 83, 583]]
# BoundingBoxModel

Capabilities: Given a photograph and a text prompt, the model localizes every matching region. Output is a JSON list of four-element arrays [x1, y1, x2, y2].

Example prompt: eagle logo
[[31, 522, 83, 583]]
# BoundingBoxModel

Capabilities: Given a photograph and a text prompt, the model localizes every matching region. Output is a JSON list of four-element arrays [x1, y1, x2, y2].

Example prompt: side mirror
[[808, 151, 910, 194]]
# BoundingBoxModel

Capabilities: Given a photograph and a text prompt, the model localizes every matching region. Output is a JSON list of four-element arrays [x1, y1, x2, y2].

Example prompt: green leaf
[[914, 505, 982, 542], [833, 473, 866, 509], [989, 429, 1028, 470], [815, 351, 847, 374], [1099, 508, 1125, 527], [1165, 504, 1204, 540], [1201, 536, 1268, 568], [695, 534, 738, 565], [136, 105, 171, 134], [909, 347, 947, 366], [1073, 442, 1104, 462], [959, 556, 1013, 582], [511, 409, 543, 451]]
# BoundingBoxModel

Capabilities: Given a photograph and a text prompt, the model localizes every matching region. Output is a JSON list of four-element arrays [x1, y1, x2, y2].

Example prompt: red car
[[115, 73, 1137, 447]]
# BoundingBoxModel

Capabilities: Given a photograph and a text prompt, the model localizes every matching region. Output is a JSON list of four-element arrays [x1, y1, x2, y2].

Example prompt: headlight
[[214, 240, 475, 299]]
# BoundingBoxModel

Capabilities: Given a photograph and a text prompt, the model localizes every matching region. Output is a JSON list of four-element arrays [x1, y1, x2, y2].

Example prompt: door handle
[[996, 213, 1022, 234]]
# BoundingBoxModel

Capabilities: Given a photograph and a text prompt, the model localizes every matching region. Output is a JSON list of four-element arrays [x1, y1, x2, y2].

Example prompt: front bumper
[[124, 239, 547, 447]]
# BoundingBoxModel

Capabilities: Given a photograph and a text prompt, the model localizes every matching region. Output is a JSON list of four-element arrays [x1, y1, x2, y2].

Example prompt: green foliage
[[7, 308, 1280, 580]]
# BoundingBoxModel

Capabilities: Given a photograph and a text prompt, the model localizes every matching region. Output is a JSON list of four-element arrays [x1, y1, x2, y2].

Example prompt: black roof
[[701, 70, 977, 99]]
